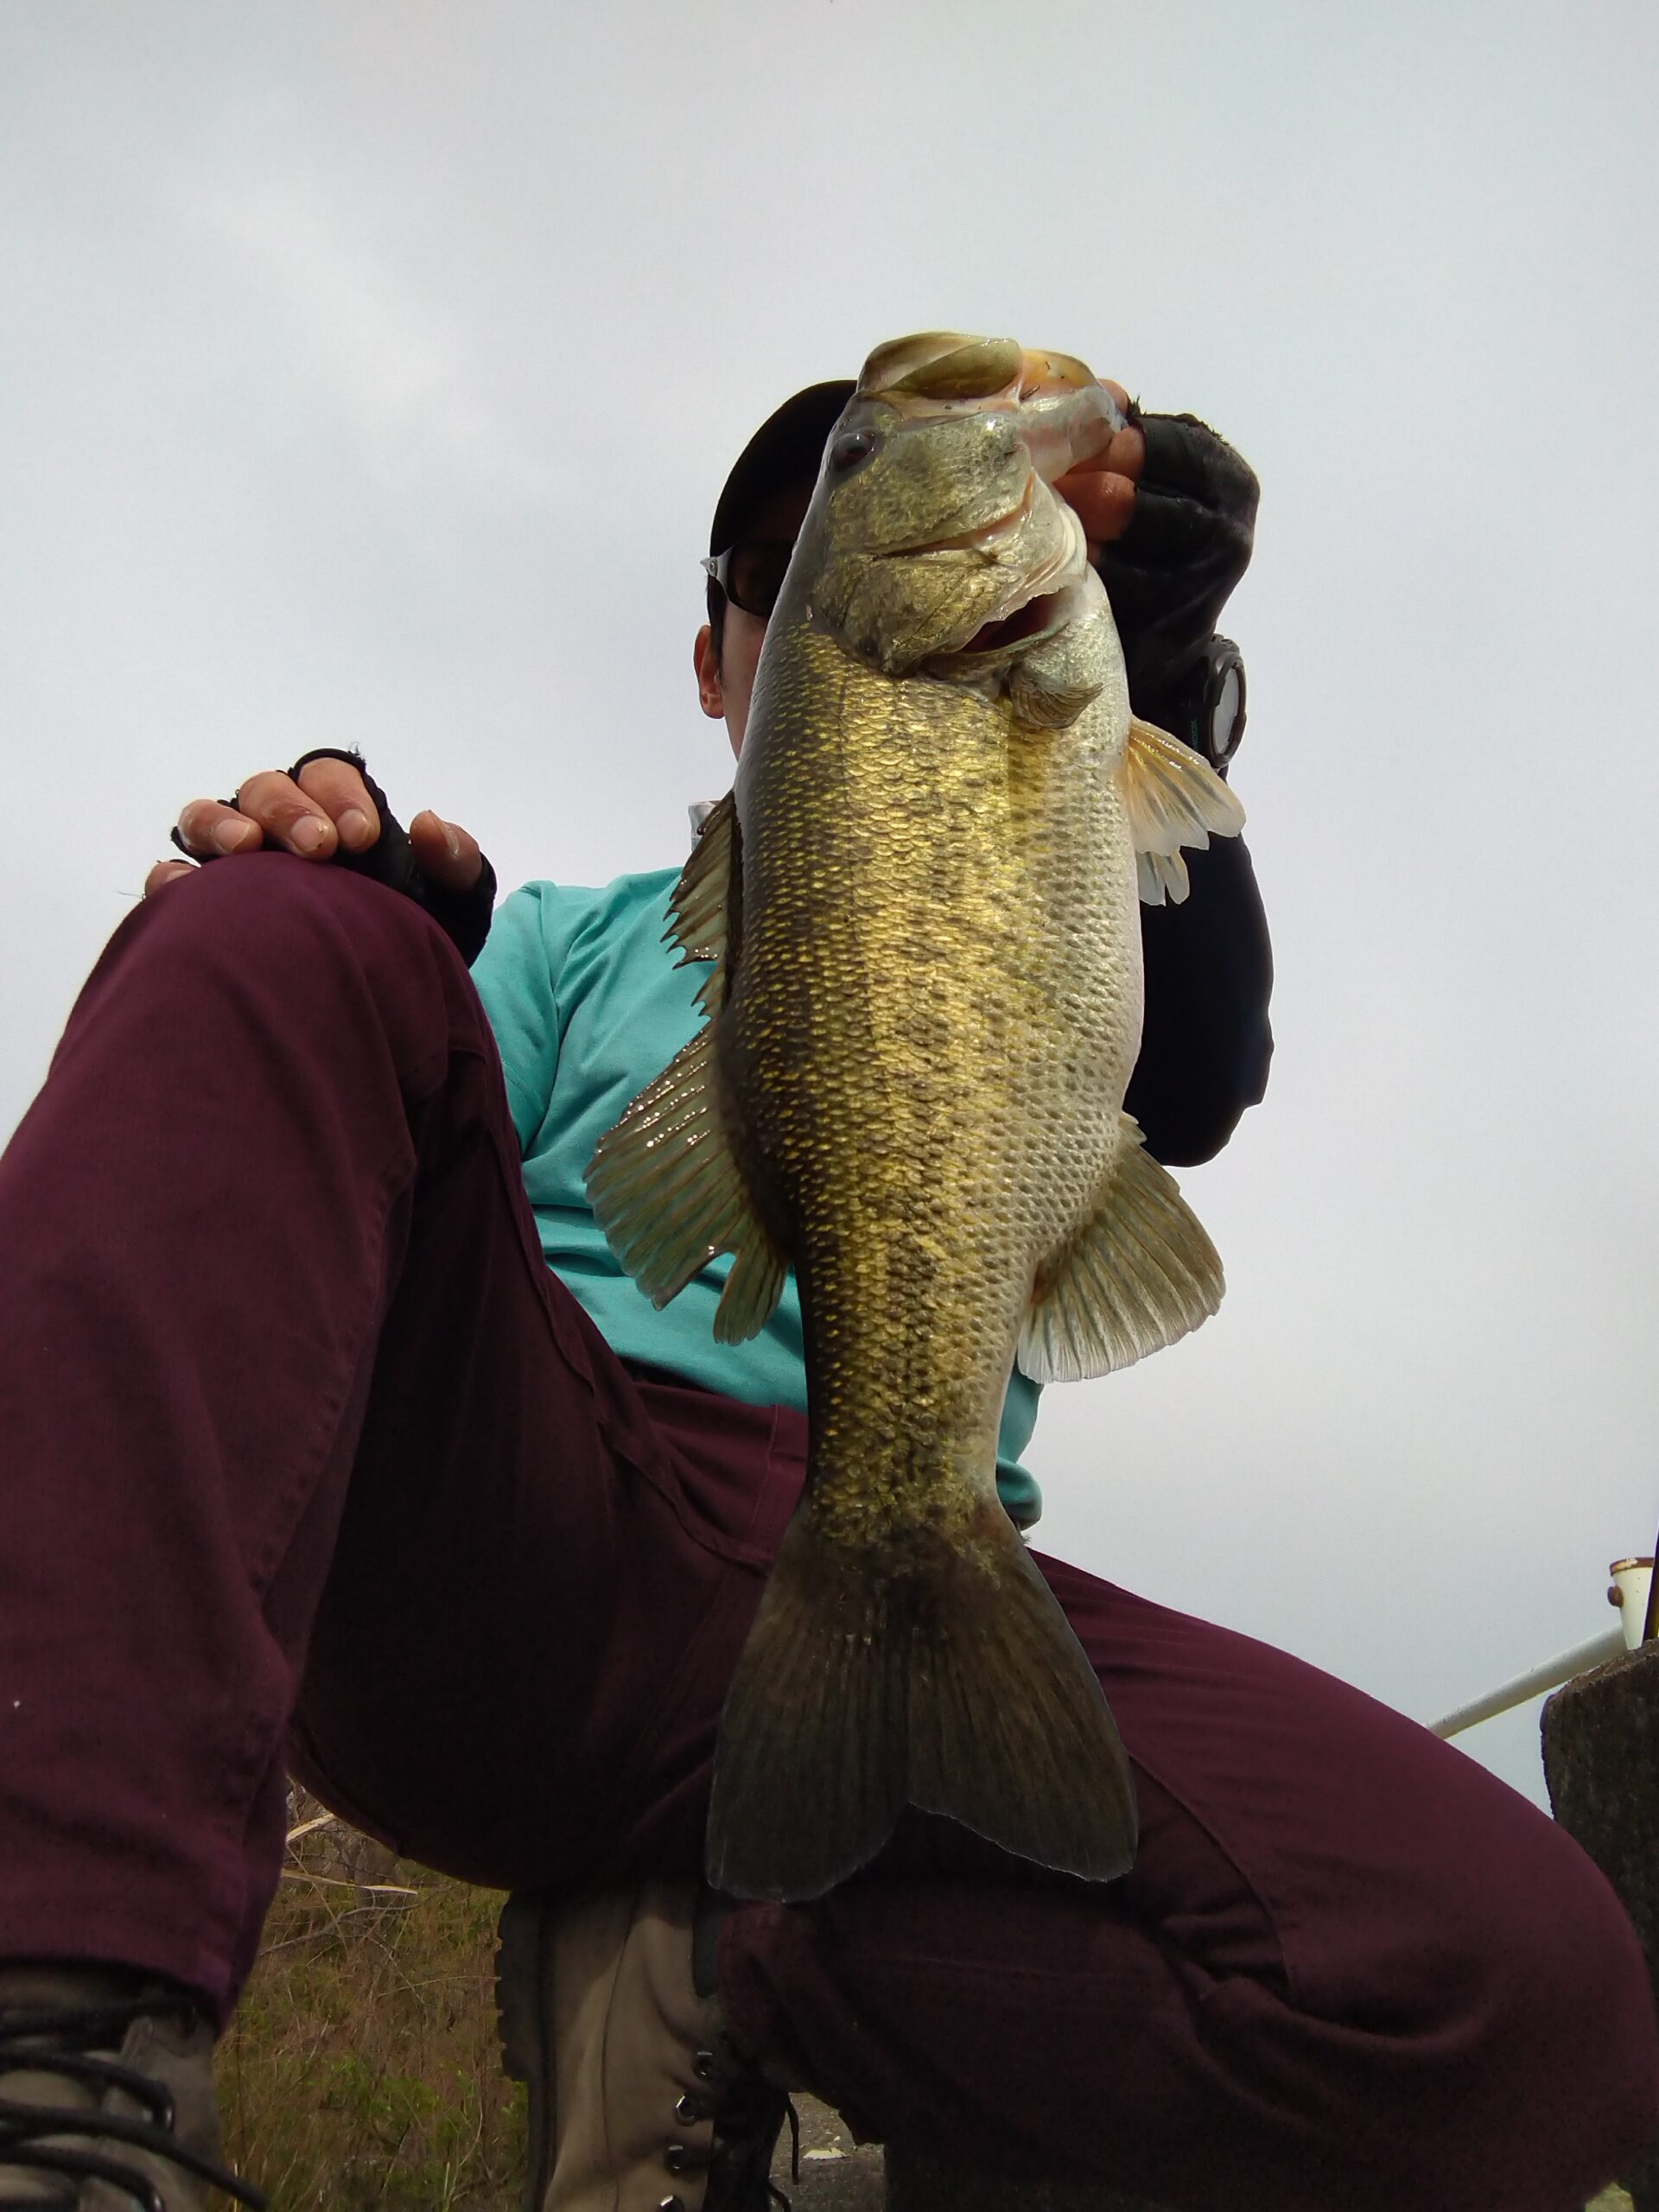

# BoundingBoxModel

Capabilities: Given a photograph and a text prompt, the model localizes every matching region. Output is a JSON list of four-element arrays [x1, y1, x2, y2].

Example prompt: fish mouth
[[907, 469, 1083, 654], [963, 588, 1070, 654]]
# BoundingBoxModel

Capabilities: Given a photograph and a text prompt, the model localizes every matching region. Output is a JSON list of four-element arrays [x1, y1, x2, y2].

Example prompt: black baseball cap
[[709, 379, 855, 555]]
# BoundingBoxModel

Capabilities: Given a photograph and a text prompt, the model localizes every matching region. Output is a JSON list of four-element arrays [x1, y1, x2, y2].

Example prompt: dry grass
[[214, 1792, 524, 2210]]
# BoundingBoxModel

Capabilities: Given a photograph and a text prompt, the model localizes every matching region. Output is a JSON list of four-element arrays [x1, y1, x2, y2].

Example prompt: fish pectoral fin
[[1018, 1115, 1224, 1383], [706, 1497, 1137, 1904], [1122, 716, 1246, 906], [666, 790, 739, 1013], [583, 1022, 786, 1334]]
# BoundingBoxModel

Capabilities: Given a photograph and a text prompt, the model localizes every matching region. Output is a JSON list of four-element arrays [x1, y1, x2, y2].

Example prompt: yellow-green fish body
[[588, 333, 1244, 1900]]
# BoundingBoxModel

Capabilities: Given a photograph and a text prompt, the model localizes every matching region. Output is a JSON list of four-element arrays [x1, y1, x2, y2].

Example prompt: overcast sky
[[3, 0, 1656, 1811]]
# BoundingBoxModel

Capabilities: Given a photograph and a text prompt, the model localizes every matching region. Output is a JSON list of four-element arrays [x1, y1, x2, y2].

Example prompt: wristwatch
[[1153, 635, 1247, 774], [1198, 636, 1247, 772]]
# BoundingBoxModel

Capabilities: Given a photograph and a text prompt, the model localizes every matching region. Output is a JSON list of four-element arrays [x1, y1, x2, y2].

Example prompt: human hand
[[1052, 380, 1145, 561], [1092, 407, 1259, 704], [146, 754, 483, 899], [145, 749, 498, 965]]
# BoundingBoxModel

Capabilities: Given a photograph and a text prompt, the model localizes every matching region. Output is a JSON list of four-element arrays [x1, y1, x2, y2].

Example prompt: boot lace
[[665, 2045, 798, 2212], [0, 1994, 266, 2211]]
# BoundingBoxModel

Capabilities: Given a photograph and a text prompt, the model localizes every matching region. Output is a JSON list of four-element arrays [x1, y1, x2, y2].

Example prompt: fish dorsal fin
[[1122, 717, 1246, 906], [585, 1021, 787, 1343], [1017, 1116, 1224, 1382], [667, 791, 738, 1013]]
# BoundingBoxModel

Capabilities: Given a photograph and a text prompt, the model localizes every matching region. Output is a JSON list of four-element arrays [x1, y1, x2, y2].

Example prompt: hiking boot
[[496, 1882, 795, 2212], [0, 1966, 264, 2209]]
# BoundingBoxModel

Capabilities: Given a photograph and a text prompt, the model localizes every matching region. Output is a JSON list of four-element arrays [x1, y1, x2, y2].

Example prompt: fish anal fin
[[1122, 717, 1246, 907], [1018, 1115, 1224, 1383], [706, 1499, 1138, 1903], [584, 1022, 784, 1329]]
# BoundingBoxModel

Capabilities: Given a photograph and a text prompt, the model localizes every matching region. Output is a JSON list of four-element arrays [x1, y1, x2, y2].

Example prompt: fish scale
[[587, 332, 1245, 1901], [736, 664, 1054, 1506]]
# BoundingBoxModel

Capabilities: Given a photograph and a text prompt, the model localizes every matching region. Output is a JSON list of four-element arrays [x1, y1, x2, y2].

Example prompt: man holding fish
[[0, 337, 1653, 2212]]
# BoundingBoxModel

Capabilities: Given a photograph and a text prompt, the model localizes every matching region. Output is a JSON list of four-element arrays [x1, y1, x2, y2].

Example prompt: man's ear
[[693, 625, 725, 720]]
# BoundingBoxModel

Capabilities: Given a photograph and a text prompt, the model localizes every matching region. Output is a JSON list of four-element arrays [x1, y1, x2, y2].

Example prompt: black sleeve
[[1102, 411, 1274, 1165], [1124, 834, 1273, 1165]]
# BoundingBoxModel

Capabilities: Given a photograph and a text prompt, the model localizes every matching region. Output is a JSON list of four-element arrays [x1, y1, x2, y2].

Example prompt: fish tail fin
[[706, 1513, 908, 1903], [906, 1503, 1140, 1883], [705, 1497, 1138, 1902]]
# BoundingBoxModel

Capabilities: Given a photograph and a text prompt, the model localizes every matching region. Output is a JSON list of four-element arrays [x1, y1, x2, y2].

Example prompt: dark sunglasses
[[701, 537, 795, 620]]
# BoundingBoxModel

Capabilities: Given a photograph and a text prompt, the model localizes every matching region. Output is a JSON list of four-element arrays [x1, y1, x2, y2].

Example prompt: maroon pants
[[2, 856, 1654, 2211]]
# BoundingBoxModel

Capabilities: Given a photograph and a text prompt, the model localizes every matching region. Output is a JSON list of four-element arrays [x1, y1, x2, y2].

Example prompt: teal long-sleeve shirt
[[469, 868, 1045, 1529]]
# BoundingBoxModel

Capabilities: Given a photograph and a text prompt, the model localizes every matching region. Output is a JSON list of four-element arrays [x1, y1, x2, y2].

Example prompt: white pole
[[1428, 1626, 1626, 1739]]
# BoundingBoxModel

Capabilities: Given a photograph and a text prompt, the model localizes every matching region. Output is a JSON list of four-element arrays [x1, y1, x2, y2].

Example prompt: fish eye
[[829, 429, 878, 474]]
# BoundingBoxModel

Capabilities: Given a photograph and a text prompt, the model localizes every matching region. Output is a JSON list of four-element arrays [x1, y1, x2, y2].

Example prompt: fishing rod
[[1430, 1555, 1652, 1739]]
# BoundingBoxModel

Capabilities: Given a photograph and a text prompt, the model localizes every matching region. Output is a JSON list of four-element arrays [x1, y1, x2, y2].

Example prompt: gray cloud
[[3, 0, 1656, 1811]]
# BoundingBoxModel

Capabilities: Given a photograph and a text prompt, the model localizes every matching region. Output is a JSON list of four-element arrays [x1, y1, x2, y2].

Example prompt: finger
[[233, 770, 340, 858], [295, 757, 380, 853], [1057, 468, 1140, 553], [143, 857, 198, 897], [1111, 420, 1145, 482], [410, 810, 485, 893], [173, 799, 263, 858], [1061, 420, 1146, 485]]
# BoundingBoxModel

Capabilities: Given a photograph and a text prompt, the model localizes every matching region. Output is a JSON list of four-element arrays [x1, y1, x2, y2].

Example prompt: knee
[[1410, 1826, 1659, 2205], [1517, 1844, 1658, 2186], [73, 855, 484, 1085], [144, 851, 435, 962], [127, 853, 474, 1015]]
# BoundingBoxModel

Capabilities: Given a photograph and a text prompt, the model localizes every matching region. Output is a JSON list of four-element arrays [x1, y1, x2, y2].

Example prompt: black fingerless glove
[[289, 749, 497, 965], [170, 749, 498, 966], [1098, 409, 1259, 721]]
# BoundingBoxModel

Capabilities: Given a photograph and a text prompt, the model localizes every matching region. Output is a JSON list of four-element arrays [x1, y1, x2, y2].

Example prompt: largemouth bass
[[588, 332, 1244, 1902]]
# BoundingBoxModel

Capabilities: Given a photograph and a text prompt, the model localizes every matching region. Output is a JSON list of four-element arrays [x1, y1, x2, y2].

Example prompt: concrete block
[[886, 2145, 1163, 2212], [776, 2097, 1163, 2212], [775, 2096, 884, 2212], [1542, 1641, 1659, 2211]]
